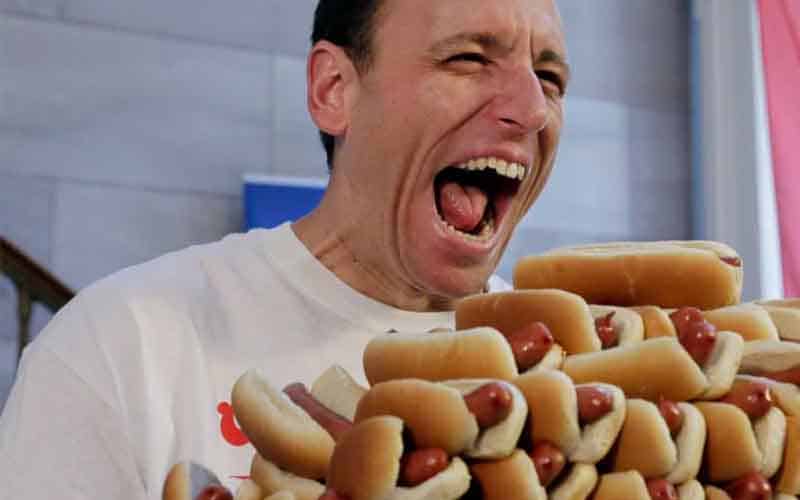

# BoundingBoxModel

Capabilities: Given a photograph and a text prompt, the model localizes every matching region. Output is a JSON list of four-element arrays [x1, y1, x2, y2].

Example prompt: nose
[[490, 65, 550, 137]]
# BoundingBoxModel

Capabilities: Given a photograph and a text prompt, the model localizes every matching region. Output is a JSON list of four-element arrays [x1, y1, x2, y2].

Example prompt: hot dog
[[512, 240, 743, 310], [231, 370, 340, 480], [547, 463, 598, 500], [702, 304, 780, 342], [162, 462, 233, 500], [513, 369, 626, 464], [562, 330, 743, 402], [664, 402, 707, 484], [590, 305, 645, 348], [740, 341, 800, 386], [441, 379, 528, 459], [723, 471, 772, 500], [734, 375, 800, 418], [633, 306, 678, 339], [669, 307, 744, 400], [455, 290, 600, 355], [694, 402, 764, 482], [716, 378, 787, 481], [310, 365, 367, 421], [326, 416, 470, 500], [250, 454, 325, 500], [468, 448, 547, 500], [593, 471, 677, 500], [363, 328, 519, 384], [775, 416, 800, 496], [755, 298, 800, 342], [354, 378, 525, 459], [613, 399, 705, 482]]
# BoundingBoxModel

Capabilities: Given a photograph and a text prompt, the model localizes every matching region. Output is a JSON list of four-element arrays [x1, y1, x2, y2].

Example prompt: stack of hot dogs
[[163, 241, 800, 500]]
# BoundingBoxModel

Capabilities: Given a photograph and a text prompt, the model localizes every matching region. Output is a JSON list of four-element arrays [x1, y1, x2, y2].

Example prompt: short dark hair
[[311, 0, 385, 170]]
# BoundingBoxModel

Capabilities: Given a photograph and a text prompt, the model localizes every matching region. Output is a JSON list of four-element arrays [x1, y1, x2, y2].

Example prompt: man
[[0, 0, 568, 497]]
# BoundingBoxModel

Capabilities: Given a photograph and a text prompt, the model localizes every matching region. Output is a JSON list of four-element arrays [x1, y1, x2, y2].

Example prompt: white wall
[[691, 0, 783, 301]]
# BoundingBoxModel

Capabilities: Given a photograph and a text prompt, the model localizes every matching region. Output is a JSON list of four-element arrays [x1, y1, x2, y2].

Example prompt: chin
[[415, 261, 495, 303]]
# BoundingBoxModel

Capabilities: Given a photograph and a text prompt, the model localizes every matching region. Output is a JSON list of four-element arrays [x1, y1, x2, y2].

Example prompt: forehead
[[375, 0, 565, 55]]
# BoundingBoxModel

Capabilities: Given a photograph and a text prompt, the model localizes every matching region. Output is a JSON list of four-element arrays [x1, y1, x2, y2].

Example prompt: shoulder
[[32, 230, 276, 356]]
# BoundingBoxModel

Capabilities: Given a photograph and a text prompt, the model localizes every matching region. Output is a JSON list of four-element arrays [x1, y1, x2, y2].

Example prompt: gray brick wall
[[0, 1, 691, 406]]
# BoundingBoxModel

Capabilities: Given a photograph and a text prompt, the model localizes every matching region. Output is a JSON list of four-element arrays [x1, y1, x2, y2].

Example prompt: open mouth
[[434, 157, 526, 242]]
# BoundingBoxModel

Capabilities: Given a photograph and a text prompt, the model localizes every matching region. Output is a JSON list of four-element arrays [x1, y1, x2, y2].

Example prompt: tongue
[[439, 181, 489, 232]]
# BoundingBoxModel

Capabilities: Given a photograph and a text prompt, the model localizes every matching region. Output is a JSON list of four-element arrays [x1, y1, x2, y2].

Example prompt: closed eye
[[446, 52, 489, 65], [535, 70, 566, 96]]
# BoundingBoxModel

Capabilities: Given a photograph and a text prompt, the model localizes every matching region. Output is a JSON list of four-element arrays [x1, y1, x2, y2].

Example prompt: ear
[[307, 41, 359, 137]]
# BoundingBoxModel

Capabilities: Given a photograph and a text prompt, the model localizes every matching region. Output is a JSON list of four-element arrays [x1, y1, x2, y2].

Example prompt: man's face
[[333, 0, 568, 302]]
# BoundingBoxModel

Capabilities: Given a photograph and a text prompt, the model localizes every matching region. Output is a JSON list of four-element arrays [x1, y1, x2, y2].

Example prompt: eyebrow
[[537, 49, 572, 81], [430, 33, 571, 78], [429, 32, 512, 55]]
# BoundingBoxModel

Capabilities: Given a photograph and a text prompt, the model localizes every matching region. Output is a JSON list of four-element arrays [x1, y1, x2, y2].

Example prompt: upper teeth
[[456, 157, 527, 180]]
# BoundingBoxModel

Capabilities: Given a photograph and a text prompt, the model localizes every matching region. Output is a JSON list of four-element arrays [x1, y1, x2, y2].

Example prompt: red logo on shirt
[[217, 401, 250, 446]]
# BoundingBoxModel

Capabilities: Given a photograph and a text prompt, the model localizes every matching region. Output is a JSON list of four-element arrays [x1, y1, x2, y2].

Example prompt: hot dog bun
[[590, 305, 644, 347], [311, 365, 367, 421], [469, 449, 547, 500], [698, 331, 744, 400], [666, 402, 707, 484], [442, 379, 528, 459], [593, 471, 652, 500], [548, 463, 598, 500], [250, 454, 324, 500], [677, 479, 705, 500], [703, 304, 780, 342], [536, 344, 566, 371], [234, 479, 264, 500], [695, 402, 762, 482], [264, 492, 296, 500], [326, 416, 403, 500], [754, 406, 787, 478], [776, 416, 800, 495], [231, 369, 334, 480], [563, 337, 708, 401], [514, 370, 626, 464], [633, 305, 678, 339], [363, 328, 517, 385], [163, 462, 225, 500], [512, 241, 743, 310], [326, 415, 471, 500], [570, 383, 626, 463], [455, 290, 601, 354], [740, 340, 800, 376], [735, 374, 800, 417], [756, 298, 800, 341], [705, 486, 730, 500], [513, 370, 580, 455], [613, 399, 678, 478], [354, 379, 479, 455]]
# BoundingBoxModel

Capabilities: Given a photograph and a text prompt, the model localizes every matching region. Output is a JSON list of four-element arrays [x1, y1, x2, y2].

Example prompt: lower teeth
[[444, 208, 495, 241]]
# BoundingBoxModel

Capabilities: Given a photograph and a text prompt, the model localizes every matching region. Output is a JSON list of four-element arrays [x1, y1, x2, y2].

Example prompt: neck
[[292, 206, 458, 313]]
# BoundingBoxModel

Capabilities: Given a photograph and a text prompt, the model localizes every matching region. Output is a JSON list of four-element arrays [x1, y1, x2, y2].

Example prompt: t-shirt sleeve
[[0, 317, 147, 498]]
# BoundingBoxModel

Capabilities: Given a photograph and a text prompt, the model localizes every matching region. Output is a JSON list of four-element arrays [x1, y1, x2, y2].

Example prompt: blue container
[[243, 174, 327, 230]]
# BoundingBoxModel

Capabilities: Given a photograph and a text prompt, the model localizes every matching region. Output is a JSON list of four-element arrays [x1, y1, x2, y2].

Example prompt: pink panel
[[759, 0, 800, 296]]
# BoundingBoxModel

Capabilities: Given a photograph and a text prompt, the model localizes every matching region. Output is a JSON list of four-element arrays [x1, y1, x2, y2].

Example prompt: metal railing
[[0, 236, 75, 361]]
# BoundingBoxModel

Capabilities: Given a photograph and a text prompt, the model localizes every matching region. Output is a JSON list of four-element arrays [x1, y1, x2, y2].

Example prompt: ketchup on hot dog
[[529, 441, 566, 487], [594, 311, 619, 349], [669, 307, 717, 366], [575, 386, 614, 425], [507, 322, 554, 371], [719, 381, 773, 420]]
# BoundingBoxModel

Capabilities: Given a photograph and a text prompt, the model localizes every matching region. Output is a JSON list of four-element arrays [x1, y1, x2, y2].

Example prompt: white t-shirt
[[0, 223, 510, 499]]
